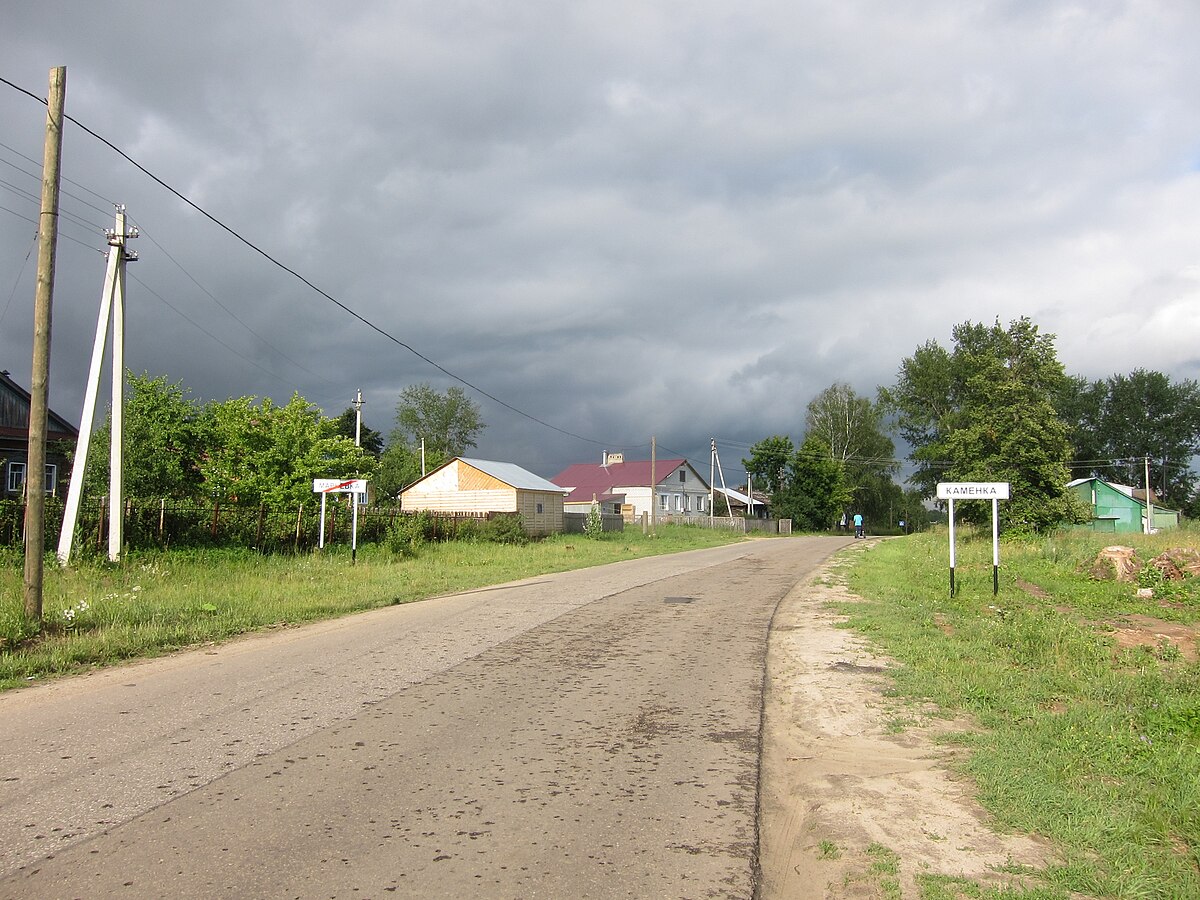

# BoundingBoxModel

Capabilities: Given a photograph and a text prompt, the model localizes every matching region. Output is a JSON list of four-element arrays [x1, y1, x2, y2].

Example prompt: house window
[[696, 495, 705, 512], [6, 462, 24, 494], [6, 462, 57, 496], [674, 494, 682, 511], [659, 494, 668, 510], [679, 470, 686, 483], [682, 495, 690, 512], [612, 503, 621, 515], [536, 502, 544, 514]]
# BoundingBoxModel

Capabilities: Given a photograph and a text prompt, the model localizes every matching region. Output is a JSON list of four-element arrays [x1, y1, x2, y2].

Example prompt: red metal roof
[[550, 458, 689, 504]]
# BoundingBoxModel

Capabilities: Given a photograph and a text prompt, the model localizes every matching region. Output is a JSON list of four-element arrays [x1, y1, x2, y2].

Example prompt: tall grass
[[0, 524, 744, 689], [843, 525, 1200, 899]]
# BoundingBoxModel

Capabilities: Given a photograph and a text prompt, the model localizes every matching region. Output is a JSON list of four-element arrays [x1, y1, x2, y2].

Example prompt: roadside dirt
[[759, 542, 1055, 898]]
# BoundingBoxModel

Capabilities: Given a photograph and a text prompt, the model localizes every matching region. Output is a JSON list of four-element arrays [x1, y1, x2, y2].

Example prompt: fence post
[[295, 503, 303, 553]]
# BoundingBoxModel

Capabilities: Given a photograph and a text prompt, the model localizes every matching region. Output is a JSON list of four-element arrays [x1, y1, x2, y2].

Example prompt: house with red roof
[[550, 451, 711, 521]]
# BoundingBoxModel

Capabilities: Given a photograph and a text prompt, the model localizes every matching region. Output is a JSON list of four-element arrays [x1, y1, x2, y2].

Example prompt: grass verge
[[0, 524, 746, 690], [841, 526, 1200, 899]]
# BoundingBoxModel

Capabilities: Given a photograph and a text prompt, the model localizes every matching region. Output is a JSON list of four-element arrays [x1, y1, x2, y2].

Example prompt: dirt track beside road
[[759, 543, 1054, 898]]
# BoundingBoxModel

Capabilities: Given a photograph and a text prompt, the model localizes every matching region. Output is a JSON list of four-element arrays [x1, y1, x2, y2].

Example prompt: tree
[[391, 384, 484, 463], [83, 372, 208, 501], [374, 442, 424, 500], [198, 393, 374, 511], [1060, 370, 1200, 505], [805, 382, 898, 522], [773, 435, 850, 531], [742, 435, 794, 496], [883, 317, 1085, 532], [331, 407, 384, 458]]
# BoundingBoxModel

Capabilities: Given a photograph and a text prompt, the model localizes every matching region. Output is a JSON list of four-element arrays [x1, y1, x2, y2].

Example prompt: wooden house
[[400, 457, 567, 536], [1, 369, 79, 499]]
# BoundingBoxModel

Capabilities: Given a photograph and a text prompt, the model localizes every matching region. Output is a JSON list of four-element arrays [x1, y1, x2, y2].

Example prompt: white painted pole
[[353, 388, 363, 446], [351, 490, 359, 564], [700, 439, 710, 528], [57, 230, 118, 565], [948, 498, 956, 597], [1144, 456, 1153, 534], [108, 207, 126, 562], [992, 497, 1000, 595], [318, 492, 327, 549]]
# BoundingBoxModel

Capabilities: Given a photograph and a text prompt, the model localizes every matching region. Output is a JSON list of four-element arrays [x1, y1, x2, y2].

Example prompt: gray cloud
[[3, 0, 1200, 484]]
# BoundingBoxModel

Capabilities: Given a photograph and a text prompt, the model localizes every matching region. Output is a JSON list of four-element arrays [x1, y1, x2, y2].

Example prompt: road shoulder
[[759, 542, 1054, 898]]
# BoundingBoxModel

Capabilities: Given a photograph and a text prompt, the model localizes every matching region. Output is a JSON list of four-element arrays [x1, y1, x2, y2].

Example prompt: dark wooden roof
[[0, 369, 79, 442]]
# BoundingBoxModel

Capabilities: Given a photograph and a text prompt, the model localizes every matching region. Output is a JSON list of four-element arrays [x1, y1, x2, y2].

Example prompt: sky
[[2, 1, 1199, 486]]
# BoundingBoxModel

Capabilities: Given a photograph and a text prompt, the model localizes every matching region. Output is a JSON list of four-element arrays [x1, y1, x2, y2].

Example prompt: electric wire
[[126, 270, 315, 394], [0, 229, 37, 329], [0, 74, 628, 450]]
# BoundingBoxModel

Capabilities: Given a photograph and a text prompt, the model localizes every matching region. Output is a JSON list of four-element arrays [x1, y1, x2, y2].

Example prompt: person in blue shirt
[[853, 513, 864, 538]]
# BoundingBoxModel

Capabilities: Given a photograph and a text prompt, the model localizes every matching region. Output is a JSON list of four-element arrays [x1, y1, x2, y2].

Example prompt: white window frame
[[659, 493, 668, 511], [7, 461, 26, 494]]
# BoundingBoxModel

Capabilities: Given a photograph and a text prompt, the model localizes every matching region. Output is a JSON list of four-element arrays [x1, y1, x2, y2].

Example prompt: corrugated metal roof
[[459, 458, 567, 493], [550, 458, 697, 504]]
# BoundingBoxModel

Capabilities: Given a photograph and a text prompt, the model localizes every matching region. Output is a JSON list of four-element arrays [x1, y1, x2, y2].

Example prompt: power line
[[0, 229, 37, 329], [131, 219, 335, 388], [1, 74, 625, 450]]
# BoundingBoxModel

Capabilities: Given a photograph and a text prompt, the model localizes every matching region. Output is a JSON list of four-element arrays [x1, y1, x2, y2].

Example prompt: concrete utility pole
[[57, 205, 137, 565], [1144, 456, 1154, 535], [23, 66, 66, 622], [352, 389, 364, 447]]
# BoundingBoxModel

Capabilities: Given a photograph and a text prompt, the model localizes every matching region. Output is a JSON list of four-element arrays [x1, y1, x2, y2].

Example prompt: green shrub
[[584, 504, 604, 538], [480, 513, 528, 545], [386, 511, 435, 554]]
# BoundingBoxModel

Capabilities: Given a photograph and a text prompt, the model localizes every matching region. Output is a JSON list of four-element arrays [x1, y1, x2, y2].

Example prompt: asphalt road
[[0, 536, 848, 899]]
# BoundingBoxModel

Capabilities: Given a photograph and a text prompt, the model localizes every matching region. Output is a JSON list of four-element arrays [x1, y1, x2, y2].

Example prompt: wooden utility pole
[[23, 66, 66, 622], [650, 436, 656, 534]]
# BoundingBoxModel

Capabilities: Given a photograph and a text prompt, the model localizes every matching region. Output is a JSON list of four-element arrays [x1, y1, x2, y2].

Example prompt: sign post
[[313, 479, 368, 562], [936, 482, 1010, 597]]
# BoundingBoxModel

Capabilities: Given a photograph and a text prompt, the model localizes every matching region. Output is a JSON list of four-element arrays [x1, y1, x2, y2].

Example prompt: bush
[[385, 511, 435, 555], [480, 513, 529, 545], [584, 504, 604, 539]]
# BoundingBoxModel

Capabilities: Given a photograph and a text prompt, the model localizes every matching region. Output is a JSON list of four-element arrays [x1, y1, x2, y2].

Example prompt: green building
[[1067, 477, 1179, 533]]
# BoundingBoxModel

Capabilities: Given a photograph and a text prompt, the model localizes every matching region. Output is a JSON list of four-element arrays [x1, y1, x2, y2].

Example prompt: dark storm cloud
[[3, 1, 1200, 481]]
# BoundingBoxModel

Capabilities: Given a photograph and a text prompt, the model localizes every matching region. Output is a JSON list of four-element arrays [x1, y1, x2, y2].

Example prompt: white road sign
[[313, 478, 368, 494], [936, 482, 1010, 500]]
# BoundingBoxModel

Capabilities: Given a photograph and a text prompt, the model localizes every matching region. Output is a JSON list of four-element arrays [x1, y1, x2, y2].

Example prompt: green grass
[[0, 524, 746, 689], [842, 526, 1200, 899]]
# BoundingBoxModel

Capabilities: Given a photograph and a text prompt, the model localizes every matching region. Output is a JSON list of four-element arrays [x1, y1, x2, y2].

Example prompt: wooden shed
[[400, 457, 567, 536]]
